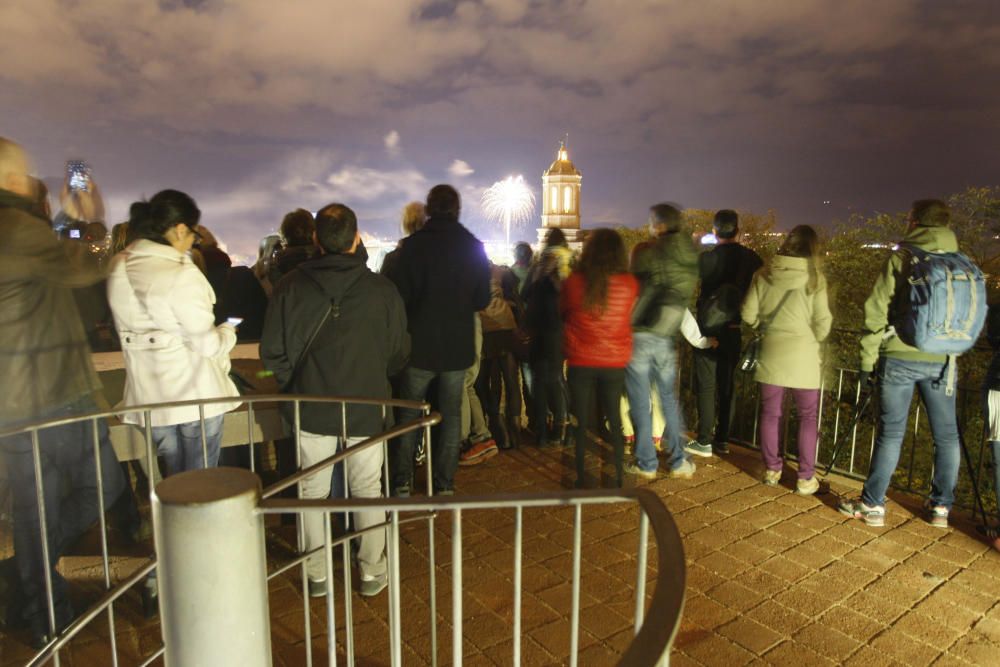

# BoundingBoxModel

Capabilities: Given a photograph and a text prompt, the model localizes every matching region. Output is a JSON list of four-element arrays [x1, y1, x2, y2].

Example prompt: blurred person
[[192, 224, 232, 324], [458, 313, 497, 466], [253, 233, 283, 295], [978, 302, 1000, 552], [269, 208, 316, 287], [840, 200, 975, 528], [692, 209, 762, 456], [380, 201, 425, 277], [511, 242, 533, 292], [0, 138, 133, 647], [477, 262, 524, 449], [561, 229, 639, 488], [110, 221, 132, 256], [261, 203, 408, 597], [384, 185, 491, 495], [510, 241, 535, 432], [626, 204, 700, 480], [522, 228, 572, 447], [28, 177, 51, 221], [742, 225, 832, 495]]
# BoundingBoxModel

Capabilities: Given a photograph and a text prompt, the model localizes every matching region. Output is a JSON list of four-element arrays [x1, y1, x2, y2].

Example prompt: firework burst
[[480, 175, 535, 250]]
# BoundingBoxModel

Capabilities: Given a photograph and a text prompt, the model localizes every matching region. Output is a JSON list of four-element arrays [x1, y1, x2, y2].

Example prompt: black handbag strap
[[758, 288, 796, 333], [282, 267, 363, 392]]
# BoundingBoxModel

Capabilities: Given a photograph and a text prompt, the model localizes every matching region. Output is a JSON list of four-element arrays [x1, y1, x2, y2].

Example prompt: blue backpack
[[894, 243, 986, 354]]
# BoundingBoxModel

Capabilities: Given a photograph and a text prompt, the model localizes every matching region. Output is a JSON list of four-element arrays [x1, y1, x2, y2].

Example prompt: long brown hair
[[577, 228, 628, 313], [765, 224, 822, 293]]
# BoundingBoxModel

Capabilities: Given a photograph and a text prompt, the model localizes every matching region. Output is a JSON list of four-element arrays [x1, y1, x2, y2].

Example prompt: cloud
[[384, 130, 401, 156], [448, 159, 475, 177]]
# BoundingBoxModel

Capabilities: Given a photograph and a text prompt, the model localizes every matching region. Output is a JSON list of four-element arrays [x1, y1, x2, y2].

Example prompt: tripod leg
[[824, 389, 873, 478]]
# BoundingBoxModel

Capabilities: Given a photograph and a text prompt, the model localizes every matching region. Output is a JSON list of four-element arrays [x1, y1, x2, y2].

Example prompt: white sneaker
[[762, 469, 781, 486], [796, 477, 819, 496]]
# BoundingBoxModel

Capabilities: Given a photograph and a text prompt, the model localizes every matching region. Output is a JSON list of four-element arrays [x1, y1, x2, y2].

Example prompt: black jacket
[[522, 248, 565, 360], [987, 303, 1000, 393], [260, 252, 409, 436], [697, 241, 763, 329], [384, 215, 491, 372]]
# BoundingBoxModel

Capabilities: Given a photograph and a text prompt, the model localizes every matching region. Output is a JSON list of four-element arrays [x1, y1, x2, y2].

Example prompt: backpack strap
[[758, 288, 796, 333]]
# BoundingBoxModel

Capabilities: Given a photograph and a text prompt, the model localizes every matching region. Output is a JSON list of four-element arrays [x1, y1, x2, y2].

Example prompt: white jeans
[[299, 430, 386, 582]]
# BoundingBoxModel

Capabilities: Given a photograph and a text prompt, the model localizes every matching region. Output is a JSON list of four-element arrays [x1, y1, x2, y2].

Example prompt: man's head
[[426, 184, 461, 220], [514, 242, 533, 266], [648, 202, 683, 235], [909, 199, 950, 229], [0, 137, 32, 198], [315, 203, 359, 255], [281, 208, 315, 246], [713, 209, 739, 240]]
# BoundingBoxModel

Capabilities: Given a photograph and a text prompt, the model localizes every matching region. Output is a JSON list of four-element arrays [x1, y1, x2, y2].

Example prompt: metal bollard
[[152, 467, 272, 667]]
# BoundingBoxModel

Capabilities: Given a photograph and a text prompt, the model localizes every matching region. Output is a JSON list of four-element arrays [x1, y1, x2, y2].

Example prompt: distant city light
[[700, 232, 718, 246], [481, 175, 535, 251]]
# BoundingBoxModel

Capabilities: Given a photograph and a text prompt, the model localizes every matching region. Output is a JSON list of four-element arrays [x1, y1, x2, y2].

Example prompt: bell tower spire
[[538, 138, 584, 245]]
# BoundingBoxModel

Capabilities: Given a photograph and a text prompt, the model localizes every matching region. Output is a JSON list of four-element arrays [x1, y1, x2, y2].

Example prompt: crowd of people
[[1, 134, 996, 650]]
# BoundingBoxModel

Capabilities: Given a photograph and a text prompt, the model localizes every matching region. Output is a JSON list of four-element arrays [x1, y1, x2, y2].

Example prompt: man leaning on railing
[[0, 137, 137, 648]]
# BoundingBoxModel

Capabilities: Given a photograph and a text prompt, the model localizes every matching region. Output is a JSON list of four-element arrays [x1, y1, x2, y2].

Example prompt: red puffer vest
[[560, 271, 639, 368]]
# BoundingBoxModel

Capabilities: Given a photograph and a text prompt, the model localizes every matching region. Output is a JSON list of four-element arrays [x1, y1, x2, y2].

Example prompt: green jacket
[[631, 231, 698, 306], [0, 189, 104, 428], [859, 225, 960, 372]]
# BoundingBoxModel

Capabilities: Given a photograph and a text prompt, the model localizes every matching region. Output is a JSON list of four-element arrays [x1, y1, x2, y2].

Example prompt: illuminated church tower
[[538, 140, 585, 244]]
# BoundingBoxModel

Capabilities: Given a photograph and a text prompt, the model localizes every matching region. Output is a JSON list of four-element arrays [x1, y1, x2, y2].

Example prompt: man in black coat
[[260, 203, 409, 597], [690, 209, 762, 457], [384, 184, 491, 495]]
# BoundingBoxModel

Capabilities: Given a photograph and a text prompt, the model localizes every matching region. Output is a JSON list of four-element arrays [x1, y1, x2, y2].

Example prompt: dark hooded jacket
[[0, 189, 104, 430], [260, 251, 409, 436], [384, 214, 491, 371]]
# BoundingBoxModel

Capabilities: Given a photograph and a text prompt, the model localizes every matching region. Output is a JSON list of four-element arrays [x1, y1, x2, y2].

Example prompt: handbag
[[739, 289, 796, 373]]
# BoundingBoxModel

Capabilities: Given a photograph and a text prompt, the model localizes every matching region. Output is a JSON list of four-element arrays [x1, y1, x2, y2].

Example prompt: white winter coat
[[107, 239, 240, 427]]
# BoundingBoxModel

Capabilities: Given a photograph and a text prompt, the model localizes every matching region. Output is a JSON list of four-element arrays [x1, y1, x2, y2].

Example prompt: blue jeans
[[625, 333, 689, 472], [0, 398, 126, 636], [394, 367, 464, 493], [151, 414, 224, 477], [862, 358, 960, 509]]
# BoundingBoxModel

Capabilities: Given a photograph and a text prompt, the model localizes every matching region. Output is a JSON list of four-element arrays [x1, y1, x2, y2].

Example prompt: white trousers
[[299, 430, 387, 582]]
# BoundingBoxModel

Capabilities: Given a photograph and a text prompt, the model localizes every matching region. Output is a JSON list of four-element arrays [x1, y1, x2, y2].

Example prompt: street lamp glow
[[481, 175, 535, 251]]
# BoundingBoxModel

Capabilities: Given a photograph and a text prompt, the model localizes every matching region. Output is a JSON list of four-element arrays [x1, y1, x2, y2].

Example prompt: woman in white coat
[[107, 190, 240, 477]]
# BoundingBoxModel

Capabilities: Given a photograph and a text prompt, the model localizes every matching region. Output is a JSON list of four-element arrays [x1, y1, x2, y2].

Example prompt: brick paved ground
[[2, 439, 1000, 665]]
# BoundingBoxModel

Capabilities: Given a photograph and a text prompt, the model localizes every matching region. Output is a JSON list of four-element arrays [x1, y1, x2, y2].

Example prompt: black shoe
[[713, 441, 730, 455]]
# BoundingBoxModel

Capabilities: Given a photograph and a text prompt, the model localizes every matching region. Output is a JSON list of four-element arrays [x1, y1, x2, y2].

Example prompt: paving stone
[[843, 644, 907, 666], [821, 558, 881, 588], [972, 615, 1000, 642], [681, 630, 756, 666], [914, 595, 983, 633], [783, 543, 838, 570], [707, 580, 767, 613], [762, 639, 836, 666], [685, 562, 724, 594], [529, 617, 599, 660], [842, 590, 908, 625], [734, 566, 789, 598], [793, 622, 862, 662], [699, 548, 752, 577], [931, 581, 997, 615], [842, 546, 901, 574], [868, 628, 942, 666], [683, 593, 740, 630], [757, 555, 815, 584], [903, 551, 963, 580], [718, 616, 784, 654], [818, 604, 886, 642], [823, 521, 880, 547], [744, 599, 813, 635], [925, 541, 982, 567], [948, 631, 1000, 665], [689, 525, 740, 550], [893, 610, 964, 652]]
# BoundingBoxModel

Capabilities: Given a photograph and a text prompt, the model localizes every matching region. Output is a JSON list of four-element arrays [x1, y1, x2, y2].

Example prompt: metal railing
[[2, 393, 686, 666]]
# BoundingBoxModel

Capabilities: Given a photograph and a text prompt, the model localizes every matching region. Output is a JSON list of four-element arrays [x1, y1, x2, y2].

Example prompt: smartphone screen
[[226, 317, 244, 327], [69, 229, 82, 239], [66, 160, 91, 192]]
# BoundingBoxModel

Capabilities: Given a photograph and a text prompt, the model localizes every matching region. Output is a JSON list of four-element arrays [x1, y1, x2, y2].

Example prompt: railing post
[[152, 467, 272, 667]]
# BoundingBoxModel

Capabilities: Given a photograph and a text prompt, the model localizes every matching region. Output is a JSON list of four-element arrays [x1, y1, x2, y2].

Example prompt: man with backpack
[[839, 199, 986, 529], [689, 210, 762, 457], [260, 203, 409, 598]]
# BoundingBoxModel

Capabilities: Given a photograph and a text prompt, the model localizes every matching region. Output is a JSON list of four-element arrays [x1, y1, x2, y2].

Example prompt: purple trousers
[[759, 383, 819, 480]]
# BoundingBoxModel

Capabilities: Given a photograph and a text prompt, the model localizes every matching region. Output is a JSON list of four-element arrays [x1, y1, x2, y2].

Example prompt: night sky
[[2, 0, 998, 260]]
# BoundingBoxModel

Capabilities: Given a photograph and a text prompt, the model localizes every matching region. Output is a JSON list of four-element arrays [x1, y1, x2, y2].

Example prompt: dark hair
[[768, 224, 822, 293], [129, 189, 200, 245], [514, 242, 533, 265], [577, 228, 628, 313], [649, 203, 683, 233], [911, 199, 950, 227], [315, 203, 358, 254], [426, 184, 460, 219], [713, 209, 739, 239], [544, 227, 567, 248], [281, 208, 315, 246]]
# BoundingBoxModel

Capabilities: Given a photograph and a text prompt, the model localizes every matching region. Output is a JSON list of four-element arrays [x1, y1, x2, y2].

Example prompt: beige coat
[[741, 256, 832, 389]]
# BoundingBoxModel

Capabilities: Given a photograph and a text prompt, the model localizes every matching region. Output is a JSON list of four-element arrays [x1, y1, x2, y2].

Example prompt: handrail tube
[[261, 413, 441, 499]]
